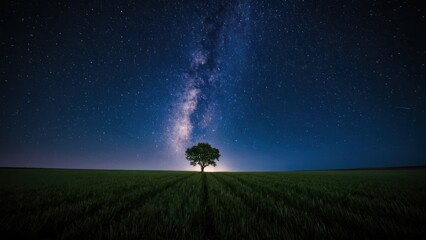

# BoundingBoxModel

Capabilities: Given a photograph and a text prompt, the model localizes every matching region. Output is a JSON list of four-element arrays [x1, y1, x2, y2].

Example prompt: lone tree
[[185, 142, 220, 172]]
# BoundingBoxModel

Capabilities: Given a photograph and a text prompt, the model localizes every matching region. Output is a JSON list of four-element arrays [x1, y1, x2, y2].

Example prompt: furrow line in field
[[235, 172, 400, 203], [225, 173, 423, 230], [205, 174, 266, 239], [3, 174, 191, 239], [2, 173, 176, 218], [210, 173, 317, 239], [200, 174, 219, 240], [221, 173, 414, 239], [65, 174, 187, 219], [88, 174, 201, 240], [64, 173, 195, 239]]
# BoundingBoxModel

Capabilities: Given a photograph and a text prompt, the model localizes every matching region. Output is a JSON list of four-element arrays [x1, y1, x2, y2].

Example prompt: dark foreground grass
[[0, 168, 425, 239]]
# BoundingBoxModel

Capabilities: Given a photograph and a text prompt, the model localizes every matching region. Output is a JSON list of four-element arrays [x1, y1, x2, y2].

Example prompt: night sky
[[1, 0, 425, 171]]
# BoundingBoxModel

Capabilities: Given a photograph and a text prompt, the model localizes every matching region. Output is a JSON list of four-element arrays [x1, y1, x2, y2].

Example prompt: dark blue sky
[[1, 0, 425, 171]]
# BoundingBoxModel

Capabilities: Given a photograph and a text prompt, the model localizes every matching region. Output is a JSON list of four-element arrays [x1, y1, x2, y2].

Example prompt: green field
[[0, 168, 425, 239]]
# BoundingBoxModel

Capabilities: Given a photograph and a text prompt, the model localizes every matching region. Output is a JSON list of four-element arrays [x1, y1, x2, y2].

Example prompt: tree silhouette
[[185, 143, 220, 172]]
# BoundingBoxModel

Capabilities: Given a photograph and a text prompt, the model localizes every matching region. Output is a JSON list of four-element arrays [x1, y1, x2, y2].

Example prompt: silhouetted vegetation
[[185, 142, 220, 172]]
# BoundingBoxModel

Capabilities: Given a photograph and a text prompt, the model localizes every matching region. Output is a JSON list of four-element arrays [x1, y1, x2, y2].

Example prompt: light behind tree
[[185, 142, 220, 172]]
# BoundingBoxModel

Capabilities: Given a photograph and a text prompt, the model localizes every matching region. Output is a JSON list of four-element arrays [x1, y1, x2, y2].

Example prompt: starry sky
[[1, 0, 425, 171]]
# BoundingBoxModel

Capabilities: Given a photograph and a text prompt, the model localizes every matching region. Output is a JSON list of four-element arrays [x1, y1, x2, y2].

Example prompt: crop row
[[0, 170, 194, 239], [209, 172, 425, 239]]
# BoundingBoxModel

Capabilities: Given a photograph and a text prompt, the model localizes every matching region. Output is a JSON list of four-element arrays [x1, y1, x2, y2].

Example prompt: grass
[[0, 168, 425, 239]]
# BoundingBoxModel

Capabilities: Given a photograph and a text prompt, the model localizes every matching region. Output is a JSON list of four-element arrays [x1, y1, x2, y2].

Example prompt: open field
[[0, 168, 425, 239]]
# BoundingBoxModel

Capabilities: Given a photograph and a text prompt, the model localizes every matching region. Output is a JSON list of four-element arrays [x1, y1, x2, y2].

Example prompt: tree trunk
[[201, 166, 205, 173]]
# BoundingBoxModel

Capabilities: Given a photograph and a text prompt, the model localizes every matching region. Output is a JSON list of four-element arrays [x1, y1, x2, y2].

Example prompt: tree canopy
[[185, 142, 220, 172]]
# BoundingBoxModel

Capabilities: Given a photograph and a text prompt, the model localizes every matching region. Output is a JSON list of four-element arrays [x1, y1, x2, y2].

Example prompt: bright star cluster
[[168, 1, 252, 153]]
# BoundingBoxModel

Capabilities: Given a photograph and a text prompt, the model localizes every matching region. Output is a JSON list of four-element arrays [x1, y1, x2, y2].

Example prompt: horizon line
[[0, 164, 425, 172]]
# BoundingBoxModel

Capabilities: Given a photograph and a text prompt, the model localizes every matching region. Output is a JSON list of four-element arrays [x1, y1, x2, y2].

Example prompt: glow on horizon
[[179, 159, 231, 172], [183, 165, 230, 172]]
